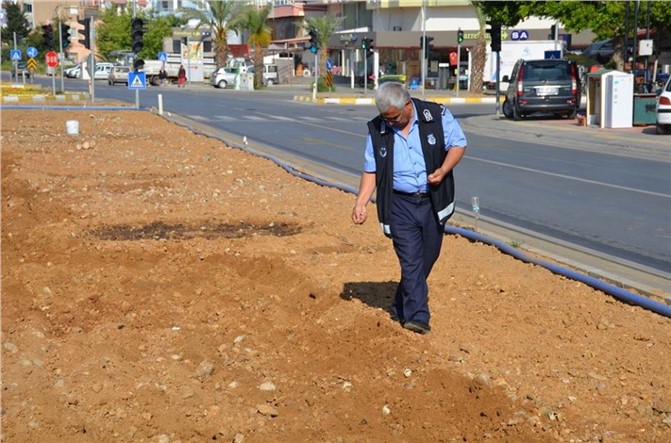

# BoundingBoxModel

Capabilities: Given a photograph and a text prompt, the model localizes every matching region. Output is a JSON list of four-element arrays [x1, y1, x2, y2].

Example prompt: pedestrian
[[351, 82, 467, 334], [158, 67, 168, 86], [177, 64, 186, 88]]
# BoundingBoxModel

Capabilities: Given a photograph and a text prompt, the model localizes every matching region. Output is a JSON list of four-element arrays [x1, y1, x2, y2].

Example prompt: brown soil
[[2, 109, 670, 443]]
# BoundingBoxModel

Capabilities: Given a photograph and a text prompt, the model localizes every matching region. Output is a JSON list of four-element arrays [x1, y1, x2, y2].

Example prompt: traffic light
[[308, 29, 319, 54], [550, 24, 557, 40], [457, 29, 464, 45], [131, 18, 146, 54], [77, 18, 91, 49], [61, 23, 71, 48], [489, 22, 502, 52], [42, 24, 54, 50], [131, 18, 146, 71], [420, 36, 433, 56], [365, 38, 374, 55]]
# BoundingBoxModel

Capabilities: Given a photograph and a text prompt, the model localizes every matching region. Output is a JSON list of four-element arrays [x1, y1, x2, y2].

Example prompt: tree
[[521, 1, 671, 69], [303, 15, 344, 86], [96, 8, 133, 60], [469, 1, 525, 93], [179, 0, 245, 67], [238, 4, 272, 89], [3, 1, 30, 43], [96, 8, 183, 61]]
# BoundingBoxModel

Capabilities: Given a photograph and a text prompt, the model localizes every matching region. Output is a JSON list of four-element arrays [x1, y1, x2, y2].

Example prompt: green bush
[[316, 75, 335, 93]]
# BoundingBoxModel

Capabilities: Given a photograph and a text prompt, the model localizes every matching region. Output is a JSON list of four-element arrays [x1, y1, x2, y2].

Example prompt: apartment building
[[14, 0, 150, 29]]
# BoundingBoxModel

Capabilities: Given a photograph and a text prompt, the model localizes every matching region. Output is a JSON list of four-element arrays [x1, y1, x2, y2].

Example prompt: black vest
[[367, 98, 456, 236]]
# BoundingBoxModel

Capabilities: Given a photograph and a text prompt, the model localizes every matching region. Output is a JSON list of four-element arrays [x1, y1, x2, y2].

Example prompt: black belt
[[393, 190, 430, 198]]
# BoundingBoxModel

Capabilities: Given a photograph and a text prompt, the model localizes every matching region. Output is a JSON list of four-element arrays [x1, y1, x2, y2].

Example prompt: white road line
[[471, 157, 670, 198]]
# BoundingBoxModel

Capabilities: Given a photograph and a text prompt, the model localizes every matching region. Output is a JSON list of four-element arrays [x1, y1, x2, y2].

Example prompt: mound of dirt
[[2, 109, 669, 442]]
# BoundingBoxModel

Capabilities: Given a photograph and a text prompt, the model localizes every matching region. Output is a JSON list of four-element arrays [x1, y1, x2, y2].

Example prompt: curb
[[1, 93, 90, 104], [294, 95, 500, 105]]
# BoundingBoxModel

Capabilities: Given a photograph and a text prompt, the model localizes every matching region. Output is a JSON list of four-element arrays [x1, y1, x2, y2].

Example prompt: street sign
[[45, 51, 59, 68], [27, 58, 38, 71], [128, 72, 147, 90], [158, 52, 167, 62], [27, 46, 38, 58], [326, 58, 333, 71], [510, 30, 529, 41], [544, 50, 561, 60], [10, 49, 22, 61]]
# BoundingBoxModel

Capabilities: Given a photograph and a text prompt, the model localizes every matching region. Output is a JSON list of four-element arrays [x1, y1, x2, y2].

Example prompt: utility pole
[[134, 0, 139, 108], [58, 12, 64, 93], [420, 0, 426, 97]]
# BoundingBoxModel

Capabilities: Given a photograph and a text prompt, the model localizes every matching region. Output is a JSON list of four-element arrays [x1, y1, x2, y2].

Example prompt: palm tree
[[179, 0, 245, 66], [469, 7, 488, 94], [303, 15, 344, 81], [238, 4, 272, 89]]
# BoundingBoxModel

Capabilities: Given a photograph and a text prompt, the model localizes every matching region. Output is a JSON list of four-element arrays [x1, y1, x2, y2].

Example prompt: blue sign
[[544, 50, 562, 60], [510, 30, 529, 41], [27, 46, 38, 58], [10, 49, 22, 61], [326, 58, 333, 71], [158, 51, 167, 62], [128, 72, 147, 90]]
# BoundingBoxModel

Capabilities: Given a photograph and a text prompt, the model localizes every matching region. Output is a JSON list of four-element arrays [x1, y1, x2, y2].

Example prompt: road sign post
[[46, 51, 58, 95]]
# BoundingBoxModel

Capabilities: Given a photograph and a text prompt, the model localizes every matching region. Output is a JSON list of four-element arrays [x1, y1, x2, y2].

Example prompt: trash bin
[[633, 94, 658, 126]]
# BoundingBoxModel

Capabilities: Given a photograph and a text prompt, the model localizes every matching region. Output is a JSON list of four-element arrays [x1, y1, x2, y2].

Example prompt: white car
[[108, 65, 130, 85], [656, 77, 671, 135], [93, 63, 114, 80], [210, 66, 241, 89], [64, 64, 81, 78]]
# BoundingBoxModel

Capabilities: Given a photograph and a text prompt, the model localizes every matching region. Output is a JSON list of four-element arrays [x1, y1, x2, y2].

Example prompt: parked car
[[247, 64, 279, 86], [656, 77, 671, 135], [210, 66, 240, 89], [64, 64, 81, 78], [502, 58, 581, 120], [93, 62, 114, 80], [580, 39, 634, 64], [108, 65, 131, 85], [11, 61, 30, 79]]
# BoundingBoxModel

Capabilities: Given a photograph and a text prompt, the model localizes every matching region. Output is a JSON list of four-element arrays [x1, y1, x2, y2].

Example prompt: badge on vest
[[423, 109, 434, 122], [427, 134, 436, 145]]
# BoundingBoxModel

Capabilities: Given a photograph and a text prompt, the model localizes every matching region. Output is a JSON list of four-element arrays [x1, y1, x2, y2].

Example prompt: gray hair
[[375, 82, 410, 113]]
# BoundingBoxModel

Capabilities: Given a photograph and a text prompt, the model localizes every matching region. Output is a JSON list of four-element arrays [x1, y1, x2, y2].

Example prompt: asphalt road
[[6, 76, 671, 298]]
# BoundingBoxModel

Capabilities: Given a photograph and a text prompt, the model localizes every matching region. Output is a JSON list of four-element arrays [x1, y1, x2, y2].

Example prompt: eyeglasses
[[380, 101, 410, 124]]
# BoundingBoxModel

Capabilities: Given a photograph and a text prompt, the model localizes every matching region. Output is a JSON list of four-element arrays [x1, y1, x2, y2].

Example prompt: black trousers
[[389, 194, 444, 325]]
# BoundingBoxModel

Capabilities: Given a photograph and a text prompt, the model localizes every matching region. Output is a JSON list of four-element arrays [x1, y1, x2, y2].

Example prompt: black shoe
[[389, 310, 404, 323], [403, 321, 431, 334]]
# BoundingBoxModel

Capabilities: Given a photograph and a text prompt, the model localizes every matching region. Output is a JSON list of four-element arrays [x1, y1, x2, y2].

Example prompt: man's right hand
[[352, 203, 367, 224]]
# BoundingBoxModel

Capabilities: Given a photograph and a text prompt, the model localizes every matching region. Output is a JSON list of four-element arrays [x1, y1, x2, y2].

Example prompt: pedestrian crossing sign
[[128, 72, 147, 90]]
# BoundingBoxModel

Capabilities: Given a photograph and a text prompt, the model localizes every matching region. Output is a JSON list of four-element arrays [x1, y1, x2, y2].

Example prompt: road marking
[[471, 157, 670, 198]]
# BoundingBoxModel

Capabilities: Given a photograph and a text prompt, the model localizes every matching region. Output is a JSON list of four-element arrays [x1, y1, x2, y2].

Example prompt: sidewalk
[[293, 86, 498, 105]]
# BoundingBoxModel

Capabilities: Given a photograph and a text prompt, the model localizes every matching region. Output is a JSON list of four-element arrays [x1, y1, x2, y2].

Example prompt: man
[[351, 82, 467, 334]]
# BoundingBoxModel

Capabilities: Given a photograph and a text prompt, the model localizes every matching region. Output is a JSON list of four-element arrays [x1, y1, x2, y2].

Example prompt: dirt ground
[[1, 108, 670, 443]]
